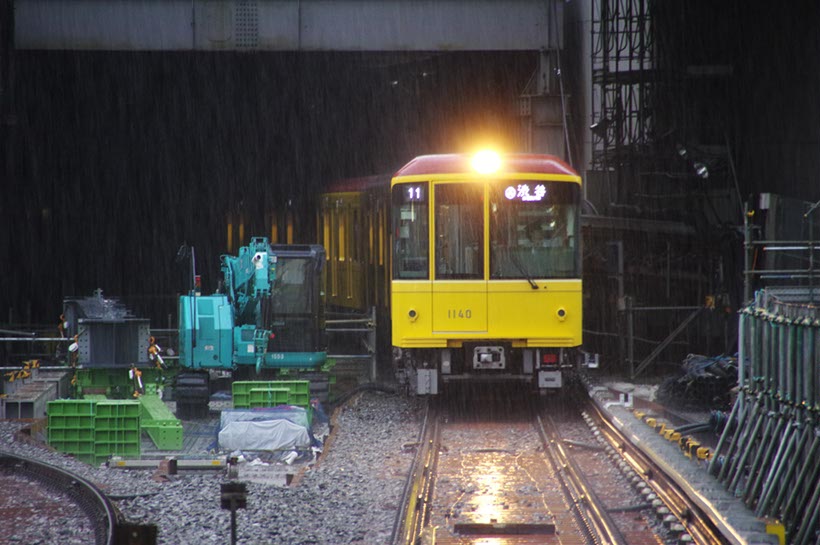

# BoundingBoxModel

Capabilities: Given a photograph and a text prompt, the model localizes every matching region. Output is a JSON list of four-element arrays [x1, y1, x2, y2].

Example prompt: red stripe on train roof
[[393, 153, 579, 178]]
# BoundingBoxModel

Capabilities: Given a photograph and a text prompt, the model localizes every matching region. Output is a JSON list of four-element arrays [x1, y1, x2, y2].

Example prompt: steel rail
[[535, 414, 629, 545], [584, 401, 730, 544], [391, 400, 440, 545], [0, 450, 121, 545]]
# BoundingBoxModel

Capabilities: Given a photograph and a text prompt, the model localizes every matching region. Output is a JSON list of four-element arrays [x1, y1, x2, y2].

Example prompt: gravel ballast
[[0, 390, 422, 545]]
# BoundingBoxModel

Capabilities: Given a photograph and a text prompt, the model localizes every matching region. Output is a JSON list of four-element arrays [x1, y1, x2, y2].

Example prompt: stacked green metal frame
[[48, 399, 140, 464], [95, 401, 141, 460], [47, 400, 96, 464], [232, 380, 312, 423]]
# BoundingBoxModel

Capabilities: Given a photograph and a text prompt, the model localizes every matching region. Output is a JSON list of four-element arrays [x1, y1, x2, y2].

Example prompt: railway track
[[0, 450, 121, 545], [393, 386, 730, 545], [582, 400, 729, 544]]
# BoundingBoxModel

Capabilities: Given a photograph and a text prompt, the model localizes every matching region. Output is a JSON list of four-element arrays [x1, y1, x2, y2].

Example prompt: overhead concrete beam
[[15, 0, 563, 52]]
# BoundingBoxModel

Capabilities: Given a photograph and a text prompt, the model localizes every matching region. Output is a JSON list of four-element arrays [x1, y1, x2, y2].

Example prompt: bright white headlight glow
[[472, 150, 501, 174]]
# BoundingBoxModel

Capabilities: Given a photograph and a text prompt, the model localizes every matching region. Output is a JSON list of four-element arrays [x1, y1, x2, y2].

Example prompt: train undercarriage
[[393, 345, 579, 396]]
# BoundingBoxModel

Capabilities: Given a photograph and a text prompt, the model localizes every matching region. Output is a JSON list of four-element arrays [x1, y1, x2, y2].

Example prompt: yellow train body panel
[[487, 280, 582, 347], [392, 279, 581, 348]]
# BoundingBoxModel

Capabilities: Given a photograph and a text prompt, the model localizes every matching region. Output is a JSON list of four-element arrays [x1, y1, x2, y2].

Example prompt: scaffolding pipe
[[626, 296, 634, 377], [777, 323, 787, 399], [770, 318, 780, 393], [747, 268, 820, 276], [744, 206, 752, 304], [794, 322, 804, 404], [806, 325, 817, 406], [325, 317, 373, 329], [761, 319, 772, 391], [717, 392, 759, 483], [708, 390, 743, 476], [748, 310, 758, 380], [735, 408, 778, 499], [793, 473, 820, 545], [749, 417, 796, 511], [758, 419, 808, 518], [752, 313, 762, 382], [787, 324, 797, 402], [745, 409, 788, 506], [0, 337, 67, 342], [754, 240, 820, 247], [776, 419, 813, 516], [782, 429, 820, 528], [724, 396, 766, 488], [738, 311, 747, 414]]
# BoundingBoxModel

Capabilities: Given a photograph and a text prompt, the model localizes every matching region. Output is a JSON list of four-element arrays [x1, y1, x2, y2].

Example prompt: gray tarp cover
[[220, 407, 310, 429], [218, 419, 311, 451]]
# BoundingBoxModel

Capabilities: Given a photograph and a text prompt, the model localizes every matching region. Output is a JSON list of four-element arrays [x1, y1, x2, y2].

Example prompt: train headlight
[[471, 150, 501, 174], [408, 309, 418, 322], [556, 308, 567, 322]]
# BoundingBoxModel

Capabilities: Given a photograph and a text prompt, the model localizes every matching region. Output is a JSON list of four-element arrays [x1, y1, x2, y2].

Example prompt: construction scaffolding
[[590, 0, 656, 186]]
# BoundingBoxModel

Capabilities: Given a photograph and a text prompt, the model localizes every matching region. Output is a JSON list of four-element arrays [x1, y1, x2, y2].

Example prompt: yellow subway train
[[319, 151, 582, 395]]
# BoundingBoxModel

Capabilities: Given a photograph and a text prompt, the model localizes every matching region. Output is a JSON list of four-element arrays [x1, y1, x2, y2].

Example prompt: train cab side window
[[392, 183, 429, 279], [434, 184, 484, 280]]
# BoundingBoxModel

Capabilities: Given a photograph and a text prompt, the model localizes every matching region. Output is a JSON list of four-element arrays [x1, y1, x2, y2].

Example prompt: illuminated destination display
[[504, 183, 547, 202]]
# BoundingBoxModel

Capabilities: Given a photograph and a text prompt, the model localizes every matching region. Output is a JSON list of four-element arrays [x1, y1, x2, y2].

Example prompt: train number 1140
[[447, 309, 472, 319]]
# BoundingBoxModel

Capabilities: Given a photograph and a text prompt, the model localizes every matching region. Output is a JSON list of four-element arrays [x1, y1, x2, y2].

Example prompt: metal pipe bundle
[[709, 288, 820, 543]]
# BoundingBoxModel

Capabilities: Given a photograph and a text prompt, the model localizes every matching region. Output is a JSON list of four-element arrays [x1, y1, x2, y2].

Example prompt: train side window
[[434, 183, 484, 280], [392, 183, 429, 279]]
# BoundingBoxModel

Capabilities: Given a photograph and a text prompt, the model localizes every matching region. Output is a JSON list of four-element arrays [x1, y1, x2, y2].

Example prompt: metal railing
[[325, 306, 378, 383]]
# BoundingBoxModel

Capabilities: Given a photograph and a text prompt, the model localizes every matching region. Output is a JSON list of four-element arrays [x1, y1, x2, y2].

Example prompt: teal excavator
[[175, 237, 327, 418]]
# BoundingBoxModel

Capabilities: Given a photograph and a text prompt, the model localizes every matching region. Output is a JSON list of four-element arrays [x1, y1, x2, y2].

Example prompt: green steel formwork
[[47, 399, 96, 416], [47, 414, 96, 429], [75, 368, 168, 399], [138, 394, 183, 450], [96, 402, 140, 419], [232, 380, 310, 409], [248, 388, 290, 408], [94, 401, 141, 459], [47, 399, 141, 464], [232, 380, 313, 424], [47, 427, 94, 442], [47, 400, 96, 463], [288, 391, 310, 407]]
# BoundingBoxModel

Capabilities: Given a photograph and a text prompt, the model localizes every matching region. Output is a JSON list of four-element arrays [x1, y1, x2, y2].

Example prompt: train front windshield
[[391, 179, 580, 280], [490, 181, 580, 279]]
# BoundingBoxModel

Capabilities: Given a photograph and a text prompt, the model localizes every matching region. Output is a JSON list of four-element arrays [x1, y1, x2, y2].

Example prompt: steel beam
[[108, 457, 227, 470], [630, 306, 703, 378], [15, 0, 562, 52]]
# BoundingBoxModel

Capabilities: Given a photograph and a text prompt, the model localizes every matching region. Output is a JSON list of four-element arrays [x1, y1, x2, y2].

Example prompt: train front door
[[431, 183, 488, 334]]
